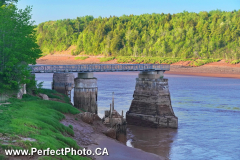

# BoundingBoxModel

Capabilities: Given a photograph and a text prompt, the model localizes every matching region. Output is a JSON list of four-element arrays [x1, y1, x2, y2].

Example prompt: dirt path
[[61, 114, 164, 160]]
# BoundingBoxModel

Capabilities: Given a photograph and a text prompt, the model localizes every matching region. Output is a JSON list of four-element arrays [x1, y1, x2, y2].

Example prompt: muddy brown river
[[36, 72, 240, 160]]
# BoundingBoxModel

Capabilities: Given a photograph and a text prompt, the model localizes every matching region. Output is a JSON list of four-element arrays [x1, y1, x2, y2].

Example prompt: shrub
[[71, 50, 80, 56], [74, 56, 89, 60], [230, 60, 240, 64], [99, 57, 115, 62]]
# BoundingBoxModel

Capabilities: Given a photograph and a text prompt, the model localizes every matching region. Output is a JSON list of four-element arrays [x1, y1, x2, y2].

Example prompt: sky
[[17, 0, 240, 24]]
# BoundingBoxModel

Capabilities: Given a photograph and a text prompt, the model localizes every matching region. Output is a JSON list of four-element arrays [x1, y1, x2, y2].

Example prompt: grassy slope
[[98, 56, 222, 66], [0, 90, 89, 160], [40, 88, 71, 104]]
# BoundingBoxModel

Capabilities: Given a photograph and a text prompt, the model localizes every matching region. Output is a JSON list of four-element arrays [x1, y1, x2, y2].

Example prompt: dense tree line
[[36, 10, 240, 59], [36, 16, 94, 53]]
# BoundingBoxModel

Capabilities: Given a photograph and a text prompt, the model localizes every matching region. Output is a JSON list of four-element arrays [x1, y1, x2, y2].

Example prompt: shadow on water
[[126, 125, 177, 160]]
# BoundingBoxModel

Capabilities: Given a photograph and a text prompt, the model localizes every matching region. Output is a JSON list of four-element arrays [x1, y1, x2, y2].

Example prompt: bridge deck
[[30, 64, 170, 73]]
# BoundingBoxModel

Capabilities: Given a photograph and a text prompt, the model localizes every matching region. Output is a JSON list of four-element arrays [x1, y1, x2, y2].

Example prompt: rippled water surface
[[36, 72, 240, 160]]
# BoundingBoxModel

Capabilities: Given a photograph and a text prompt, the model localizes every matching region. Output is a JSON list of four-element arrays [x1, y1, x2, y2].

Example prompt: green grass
[[116, 56, 137, 63], [115, 56, 221, 66], [0, 90, 88, 160], [40, 88, 70, 104], [74, 56, 89, 60], [69, 125, 73, 130], [225, 59, 240, 64], [230, 60, 240, 64], [116, 56, 185, 64], [116, 56, 182, 64], [192, 59, 221, 66], [98, 57, 115, 62]]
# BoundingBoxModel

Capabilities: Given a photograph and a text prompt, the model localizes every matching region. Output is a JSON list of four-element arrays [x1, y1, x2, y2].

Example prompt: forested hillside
[[36, 10, 240, 59]]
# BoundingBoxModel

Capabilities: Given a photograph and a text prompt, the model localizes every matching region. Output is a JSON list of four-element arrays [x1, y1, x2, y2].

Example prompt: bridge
[[29, 64, 170, 73], [29, 63, 177, 128]]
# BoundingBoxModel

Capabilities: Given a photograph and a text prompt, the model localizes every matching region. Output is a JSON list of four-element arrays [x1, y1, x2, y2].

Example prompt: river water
[[35, 72, 240, 160]]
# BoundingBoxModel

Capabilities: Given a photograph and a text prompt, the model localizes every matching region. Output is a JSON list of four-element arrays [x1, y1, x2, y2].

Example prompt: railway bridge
[[29, 64, 178, 128]]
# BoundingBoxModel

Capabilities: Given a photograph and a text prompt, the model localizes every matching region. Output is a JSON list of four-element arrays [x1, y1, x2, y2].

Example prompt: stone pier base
[[74, 73, 98, 114], [126, 71, 178, 128], [126, 113, 178, 128], [52, 73, 75, 96]]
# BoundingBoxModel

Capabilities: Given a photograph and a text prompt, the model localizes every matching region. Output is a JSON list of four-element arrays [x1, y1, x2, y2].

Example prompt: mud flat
[[166, 62, 240, 79], [37, 55, 240, 79], [61, 114, 164, 160]]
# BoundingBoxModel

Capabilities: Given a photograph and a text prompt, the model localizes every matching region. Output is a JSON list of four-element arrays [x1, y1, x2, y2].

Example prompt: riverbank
[[37, 55, 240, 79], [0, 89, 163, 160], [61, 114, 163, 160], [33, 71, 240, 160], [165, 64, 240, 79], [0, 90, 87, 160]]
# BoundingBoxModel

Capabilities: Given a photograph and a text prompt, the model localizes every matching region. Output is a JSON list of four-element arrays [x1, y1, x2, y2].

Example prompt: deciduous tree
[[0, 3, 41, 92]]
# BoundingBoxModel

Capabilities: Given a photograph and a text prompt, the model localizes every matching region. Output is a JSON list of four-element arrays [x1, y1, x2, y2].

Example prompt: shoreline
[[36, 55, 240, 79], [61, 113, 164, 160], [165, 71, 240, 79], [166, 64, 240, 79]]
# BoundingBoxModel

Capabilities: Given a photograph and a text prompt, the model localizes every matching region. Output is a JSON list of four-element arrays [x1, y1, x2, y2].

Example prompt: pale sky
[[17, 0, 240, 24]]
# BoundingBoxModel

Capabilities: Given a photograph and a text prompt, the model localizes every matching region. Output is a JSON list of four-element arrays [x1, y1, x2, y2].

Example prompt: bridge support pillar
[[126, 71, 178, 128], [52, 73, 75, 98], [74, 72, 98, 114]]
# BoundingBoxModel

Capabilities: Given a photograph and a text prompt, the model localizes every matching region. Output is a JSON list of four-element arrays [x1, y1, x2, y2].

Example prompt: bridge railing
[[29, 64, 170, 73]]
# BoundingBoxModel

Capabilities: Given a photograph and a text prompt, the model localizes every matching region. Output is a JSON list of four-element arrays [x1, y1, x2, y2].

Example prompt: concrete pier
[[126, 71, 178, 128], [52, 73, 75, 97], [74, 72, 98, 114]]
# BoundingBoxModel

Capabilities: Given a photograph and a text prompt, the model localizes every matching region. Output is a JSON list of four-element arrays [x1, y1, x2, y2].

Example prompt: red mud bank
[[166, 64, 240, 79], [61, 114, 164, 160], [37, 55, 240, 79]]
